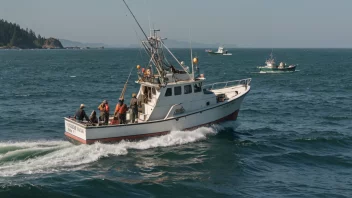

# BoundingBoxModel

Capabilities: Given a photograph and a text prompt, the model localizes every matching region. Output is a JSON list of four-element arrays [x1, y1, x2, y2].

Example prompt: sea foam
[[0, 126, 218, 177]]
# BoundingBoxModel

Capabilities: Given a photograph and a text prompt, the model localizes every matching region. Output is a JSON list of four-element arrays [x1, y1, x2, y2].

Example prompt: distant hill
[[59, 38, 236, 49], [128, 39, 237, 49], [0, 19, 63, 49], [42, 38, 64, 49], [59, 39, 107, 48]]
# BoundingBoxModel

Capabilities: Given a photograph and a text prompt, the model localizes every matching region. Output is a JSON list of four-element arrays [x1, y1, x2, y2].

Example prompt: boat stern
[[64, 118, 88, 144]]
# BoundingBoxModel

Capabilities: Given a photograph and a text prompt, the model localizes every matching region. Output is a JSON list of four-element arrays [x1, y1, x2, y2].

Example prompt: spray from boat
[[0, 126, 219, 177]]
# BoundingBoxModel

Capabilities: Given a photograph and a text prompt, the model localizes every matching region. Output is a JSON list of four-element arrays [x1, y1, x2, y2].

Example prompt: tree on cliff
[[0, 19, 63, 49]]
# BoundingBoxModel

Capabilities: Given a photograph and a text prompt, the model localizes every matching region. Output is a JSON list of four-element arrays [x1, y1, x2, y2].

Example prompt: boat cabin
[[135, 72, 224, 122]]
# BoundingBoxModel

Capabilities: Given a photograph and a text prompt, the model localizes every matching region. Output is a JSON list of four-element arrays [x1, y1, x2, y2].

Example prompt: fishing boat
[[206, 46, 232, 55], [258, 52, 296, 73], [64, 1, 251, 144]]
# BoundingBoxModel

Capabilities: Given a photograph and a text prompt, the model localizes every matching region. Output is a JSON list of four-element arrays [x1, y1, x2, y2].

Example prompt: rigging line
[[131, 26, 145, 61], [123, 5, 151, 59], [122, 0, 150, 44], [162, 51, 171, 66], [122, 0, 154, 51], [160, 40, 191, 75], [119, 18, 139, 99], [128, 18, 150, 73], [141, 41, 152, 59], [142, 42, 161, 75], [119, 63, 135, 99]]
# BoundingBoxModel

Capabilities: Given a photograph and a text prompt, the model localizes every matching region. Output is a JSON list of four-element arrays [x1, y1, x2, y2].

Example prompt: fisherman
[[75, 104, 90, 122], [140, 68, 145, 81], [104, 101, 110, 124], [114, 98, 128, 124], [89, 110, 99, 125], [98, 100, 109, 125], [111, 98, 121, 125], [129, 93, 138, 123]]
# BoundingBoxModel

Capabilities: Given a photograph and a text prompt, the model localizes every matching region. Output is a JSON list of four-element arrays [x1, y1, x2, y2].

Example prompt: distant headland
[[0, 19, 63, 49]]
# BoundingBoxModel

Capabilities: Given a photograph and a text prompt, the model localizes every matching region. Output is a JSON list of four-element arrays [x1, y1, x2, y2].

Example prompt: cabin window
[[184, 85, 192, 94], [174, 86, 182, 95], [152, 87, 156, 95], [165, 88, 172, 96], [194, 83, 202, 93]]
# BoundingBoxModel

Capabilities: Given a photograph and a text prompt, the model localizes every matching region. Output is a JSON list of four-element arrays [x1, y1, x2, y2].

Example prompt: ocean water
[[0, 48, 351, 197]]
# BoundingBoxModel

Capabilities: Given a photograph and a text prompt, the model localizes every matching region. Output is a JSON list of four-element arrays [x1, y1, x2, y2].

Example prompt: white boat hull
[[65, 86, 250, 144]]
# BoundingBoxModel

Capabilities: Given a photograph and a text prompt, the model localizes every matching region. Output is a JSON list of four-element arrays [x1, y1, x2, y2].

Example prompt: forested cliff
[[0, 19, 63, 49]]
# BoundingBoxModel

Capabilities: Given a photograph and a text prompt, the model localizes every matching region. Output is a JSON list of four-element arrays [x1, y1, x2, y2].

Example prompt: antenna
[[189, 28, 194, 79]]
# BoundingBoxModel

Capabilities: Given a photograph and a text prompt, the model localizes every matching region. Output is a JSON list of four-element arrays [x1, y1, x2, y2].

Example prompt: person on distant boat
[[75, 104, 90, 122], [114, 98, 128, 124], [98, 100, 109, 125], [89, 110, 98, 125], [129, 93, 138, 123]]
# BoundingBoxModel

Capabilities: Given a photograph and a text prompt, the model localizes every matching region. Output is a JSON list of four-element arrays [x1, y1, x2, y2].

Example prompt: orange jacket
[[115, 103, 128, 114], [105, 104, 109, 112], [98, 103, 109, 113]]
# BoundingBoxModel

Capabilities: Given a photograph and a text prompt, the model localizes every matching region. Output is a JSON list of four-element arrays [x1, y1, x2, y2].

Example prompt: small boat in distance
[[206, 46, 232, 56], [258, 52, 296, 73]]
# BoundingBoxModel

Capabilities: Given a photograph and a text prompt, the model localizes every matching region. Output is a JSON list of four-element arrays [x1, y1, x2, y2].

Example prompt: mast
[[270, 48, 274, 61], [122, 0, 193, 84], [189, 28, 194, 79]]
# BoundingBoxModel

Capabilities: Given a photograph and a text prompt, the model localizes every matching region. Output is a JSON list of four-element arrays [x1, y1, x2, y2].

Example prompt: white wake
[[0, 126, 219, 177]]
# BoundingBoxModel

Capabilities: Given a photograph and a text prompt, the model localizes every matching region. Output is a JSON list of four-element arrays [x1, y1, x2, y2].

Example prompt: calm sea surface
[[0, 48, 351, 197]]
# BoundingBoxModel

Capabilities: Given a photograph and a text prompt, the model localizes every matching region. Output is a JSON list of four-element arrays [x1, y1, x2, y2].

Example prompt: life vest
[[115, 103, 128, 114], [105, 104, 109, 112]]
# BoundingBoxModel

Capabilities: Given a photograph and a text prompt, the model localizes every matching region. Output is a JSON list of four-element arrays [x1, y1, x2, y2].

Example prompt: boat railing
[[203, 78, 251, 91], [164, 103, 182, 120], [138, 75, 161, 84]]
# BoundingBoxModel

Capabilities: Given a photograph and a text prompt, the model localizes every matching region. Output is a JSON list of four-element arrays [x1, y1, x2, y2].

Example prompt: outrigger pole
[[122, 0, 157, 51], [122, 0, 149, 41], [119, 66, 134, 99], [122, 0, 165, 83], [122, 0, 191, 83]]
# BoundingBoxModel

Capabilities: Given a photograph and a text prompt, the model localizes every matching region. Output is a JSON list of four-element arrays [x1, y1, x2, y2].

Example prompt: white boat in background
[[206, 46, 232, 55], [258, 52, 297, 73], [64, 1, 251, 144]]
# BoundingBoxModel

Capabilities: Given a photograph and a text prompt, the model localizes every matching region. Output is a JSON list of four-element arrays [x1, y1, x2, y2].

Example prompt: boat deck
[[65, 81, 250, 129]]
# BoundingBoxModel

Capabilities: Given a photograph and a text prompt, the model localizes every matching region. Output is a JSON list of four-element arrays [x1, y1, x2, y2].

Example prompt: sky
[[1, 0, 352, 48]]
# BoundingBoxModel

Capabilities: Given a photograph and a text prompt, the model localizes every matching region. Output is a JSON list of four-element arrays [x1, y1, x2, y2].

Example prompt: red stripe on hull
[[65, 110, 239, 144], [65, 132, 88, 144]]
